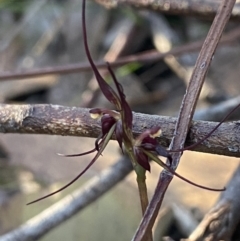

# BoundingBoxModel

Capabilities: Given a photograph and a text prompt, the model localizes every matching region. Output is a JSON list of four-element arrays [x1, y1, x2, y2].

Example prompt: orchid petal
[[101, 114, 116, 136], [82, 0, 120, 108], [143, 150, 225, 192], [106, 62, 133, 142], [115, 121, 123, 152], [135, 148, 150, 172], [57, 147, 97, 157], [140, 143, 156, 151], [95, 134, 104, 151], [90, 108, 120, 119], [155, 145, 172, 164], [137, 127, 161, 142], [27, 123, 117, 205], [141, 137, 158, 147]]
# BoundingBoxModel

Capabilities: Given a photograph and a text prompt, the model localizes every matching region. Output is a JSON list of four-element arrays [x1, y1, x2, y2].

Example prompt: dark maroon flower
[[27, 0, 225, 205], [132, 127, 225, 192], [134, 148, 150, 172], [89, 108, 123, 151], [133, 127, 171, 172]]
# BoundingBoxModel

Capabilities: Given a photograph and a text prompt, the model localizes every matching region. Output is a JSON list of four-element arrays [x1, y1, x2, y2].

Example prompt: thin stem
[[126, 148, 153, 241], [125, 148, 149, 212], [136, 171, 152, 241], [136, 167, 148, 215]]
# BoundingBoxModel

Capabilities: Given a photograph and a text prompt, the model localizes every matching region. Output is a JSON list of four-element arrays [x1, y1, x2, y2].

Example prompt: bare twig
[[0, 156, 132, 241], [185, 164, 240, 241], [0, 27, 240, 81], [95, 0, 240, 20], [0, 104, 240, 157], [132, 1, 237, 240]]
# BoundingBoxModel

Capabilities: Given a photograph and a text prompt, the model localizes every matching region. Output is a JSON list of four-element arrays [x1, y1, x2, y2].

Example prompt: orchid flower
[[27, 0, 226, 205]]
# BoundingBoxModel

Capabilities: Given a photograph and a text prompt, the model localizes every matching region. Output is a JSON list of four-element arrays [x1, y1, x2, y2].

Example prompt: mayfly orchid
[[27, 0, 240, 205]]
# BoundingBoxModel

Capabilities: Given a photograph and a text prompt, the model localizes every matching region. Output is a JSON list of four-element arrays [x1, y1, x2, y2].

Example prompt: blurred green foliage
[[0, 0, 29, 13]]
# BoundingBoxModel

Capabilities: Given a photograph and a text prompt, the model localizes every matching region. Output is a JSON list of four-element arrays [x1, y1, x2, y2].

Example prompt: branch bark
[[0, 104, 240, 157], [0, 156, 132, 241], [95, 0, 240, 20]]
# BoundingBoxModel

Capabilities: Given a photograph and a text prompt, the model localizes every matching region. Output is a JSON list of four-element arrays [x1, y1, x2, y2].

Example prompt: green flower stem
[[125, 147, 153, 241], [135, 164, 148, 214]]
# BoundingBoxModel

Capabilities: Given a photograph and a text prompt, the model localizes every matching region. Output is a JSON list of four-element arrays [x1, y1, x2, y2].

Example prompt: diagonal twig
[[132, 0, 237, 240]]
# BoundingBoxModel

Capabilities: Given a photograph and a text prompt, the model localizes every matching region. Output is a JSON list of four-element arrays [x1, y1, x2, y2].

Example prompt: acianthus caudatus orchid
[[27, 0, 226, 206]]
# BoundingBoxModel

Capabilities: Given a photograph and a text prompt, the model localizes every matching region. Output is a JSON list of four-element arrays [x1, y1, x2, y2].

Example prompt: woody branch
[[0, 104, 239, 158]]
